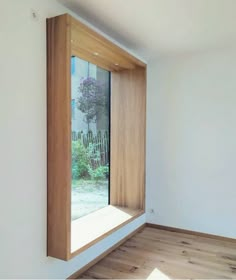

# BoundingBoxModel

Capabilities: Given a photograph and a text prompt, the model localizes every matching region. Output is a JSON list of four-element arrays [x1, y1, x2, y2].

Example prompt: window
[[71, 56, 76, 75], [71, 56, 110, 220], [47, 14, 146, 260], [71, 99, 76, 120]]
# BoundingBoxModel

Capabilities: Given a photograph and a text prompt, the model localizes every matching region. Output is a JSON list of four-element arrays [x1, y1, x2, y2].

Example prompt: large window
[[71, 56, 110, 220], [47, 14, 146, 260]]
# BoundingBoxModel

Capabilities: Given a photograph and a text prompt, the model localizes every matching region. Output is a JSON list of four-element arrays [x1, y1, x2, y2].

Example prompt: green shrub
[[88, 165, 109, 182], [86, 142, 101, 167], [72, 140, 89, 180]]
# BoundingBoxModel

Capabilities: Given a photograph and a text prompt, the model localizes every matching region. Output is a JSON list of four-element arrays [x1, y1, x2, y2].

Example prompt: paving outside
[[71, 180, 109, 220]]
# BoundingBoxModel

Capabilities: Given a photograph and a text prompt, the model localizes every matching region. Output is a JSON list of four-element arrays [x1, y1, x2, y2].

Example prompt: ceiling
[[59, 0, 236, 60]]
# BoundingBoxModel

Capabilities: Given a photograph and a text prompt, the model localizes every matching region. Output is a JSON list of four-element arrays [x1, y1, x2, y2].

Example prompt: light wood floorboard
[[78, 226, 236, 279]]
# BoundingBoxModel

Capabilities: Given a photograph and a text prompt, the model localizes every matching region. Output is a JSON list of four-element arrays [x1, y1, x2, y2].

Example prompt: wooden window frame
[[47, 14, 146, 261]]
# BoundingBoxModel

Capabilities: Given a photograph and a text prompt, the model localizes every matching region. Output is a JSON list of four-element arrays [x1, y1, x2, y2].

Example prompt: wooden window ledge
[[71, 206, 144, 257]]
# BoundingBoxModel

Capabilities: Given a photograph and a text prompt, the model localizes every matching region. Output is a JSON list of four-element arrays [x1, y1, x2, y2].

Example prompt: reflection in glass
[[71, 56, 110, 220]]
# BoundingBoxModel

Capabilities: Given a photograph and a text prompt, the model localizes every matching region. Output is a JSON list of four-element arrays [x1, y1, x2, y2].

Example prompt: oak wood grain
[[71, 207, 144, 257], [110, 67, 146, 210], [47, 14, 71, 261], [147, 223, 236, 244], [47, 13, 146, 261], [70, 15, 145, 71], [78, 226, 236, 279]]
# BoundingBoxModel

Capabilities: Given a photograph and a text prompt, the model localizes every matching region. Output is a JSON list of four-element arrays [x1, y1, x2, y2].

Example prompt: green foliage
[[88, 165, 109, 182], [72, 140, 89, 180], [86, 142, 101, 167], [72, 139, 109, 183]]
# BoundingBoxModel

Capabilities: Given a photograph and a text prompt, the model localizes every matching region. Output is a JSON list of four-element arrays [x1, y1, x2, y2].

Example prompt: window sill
[[70, 205, 144, 257]]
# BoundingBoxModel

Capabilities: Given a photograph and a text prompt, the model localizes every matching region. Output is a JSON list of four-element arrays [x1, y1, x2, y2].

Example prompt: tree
[[77, 77, 107, 130]]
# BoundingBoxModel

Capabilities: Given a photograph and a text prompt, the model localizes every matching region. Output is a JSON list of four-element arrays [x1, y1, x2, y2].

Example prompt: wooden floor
[[78, 226, 236, 279]]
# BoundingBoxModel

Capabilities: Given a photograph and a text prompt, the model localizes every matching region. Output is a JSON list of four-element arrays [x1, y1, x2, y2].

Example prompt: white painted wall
[[146, 49, 236, 239], [0, 0, 145, 278]]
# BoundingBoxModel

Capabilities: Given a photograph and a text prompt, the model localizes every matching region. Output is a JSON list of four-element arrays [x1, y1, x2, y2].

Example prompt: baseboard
[[68, 224, 146, 279], [146, 223, 236, 243]]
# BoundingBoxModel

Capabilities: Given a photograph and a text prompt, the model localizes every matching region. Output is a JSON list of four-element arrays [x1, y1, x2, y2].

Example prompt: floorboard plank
[[78, 226, 236, 279]]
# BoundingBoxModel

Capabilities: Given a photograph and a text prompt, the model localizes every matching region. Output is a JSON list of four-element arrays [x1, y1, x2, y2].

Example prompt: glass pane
[[71, 56, 110, 221]]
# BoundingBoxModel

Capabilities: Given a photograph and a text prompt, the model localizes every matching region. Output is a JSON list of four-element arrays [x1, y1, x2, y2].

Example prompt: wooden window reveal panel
[[47, 14, 71, 260], [110, 68, 146, 209]]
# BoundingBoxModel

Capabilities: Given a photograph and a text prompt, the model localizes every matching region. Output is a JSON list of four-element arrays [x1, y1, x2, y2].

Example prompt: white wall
[[146, 49, 236, 239], [0, 0, 145, 278]]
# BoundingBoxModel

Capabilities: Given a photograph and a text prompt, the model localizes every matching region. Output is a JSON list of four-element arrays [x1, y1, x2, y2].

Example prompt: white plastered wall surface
[[0, 0, 145, 278], [146, 49, 236, 239]]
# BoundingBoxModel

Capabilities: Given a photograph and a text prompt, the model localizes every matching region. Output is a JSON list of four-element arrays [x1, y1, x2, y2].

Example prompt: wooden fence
[[72, 130, 109, 166]]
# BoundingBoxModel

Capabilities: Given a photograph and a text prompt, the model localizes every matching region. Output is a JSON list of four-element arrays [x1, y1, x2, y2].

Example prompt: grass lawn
[[71, 179, 109, 220]]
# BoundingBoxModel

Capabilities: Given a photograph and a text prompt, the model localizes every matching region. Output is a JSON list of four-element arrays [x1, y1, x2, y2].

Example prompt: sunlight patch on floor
[[146, 267, 171, 280]]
